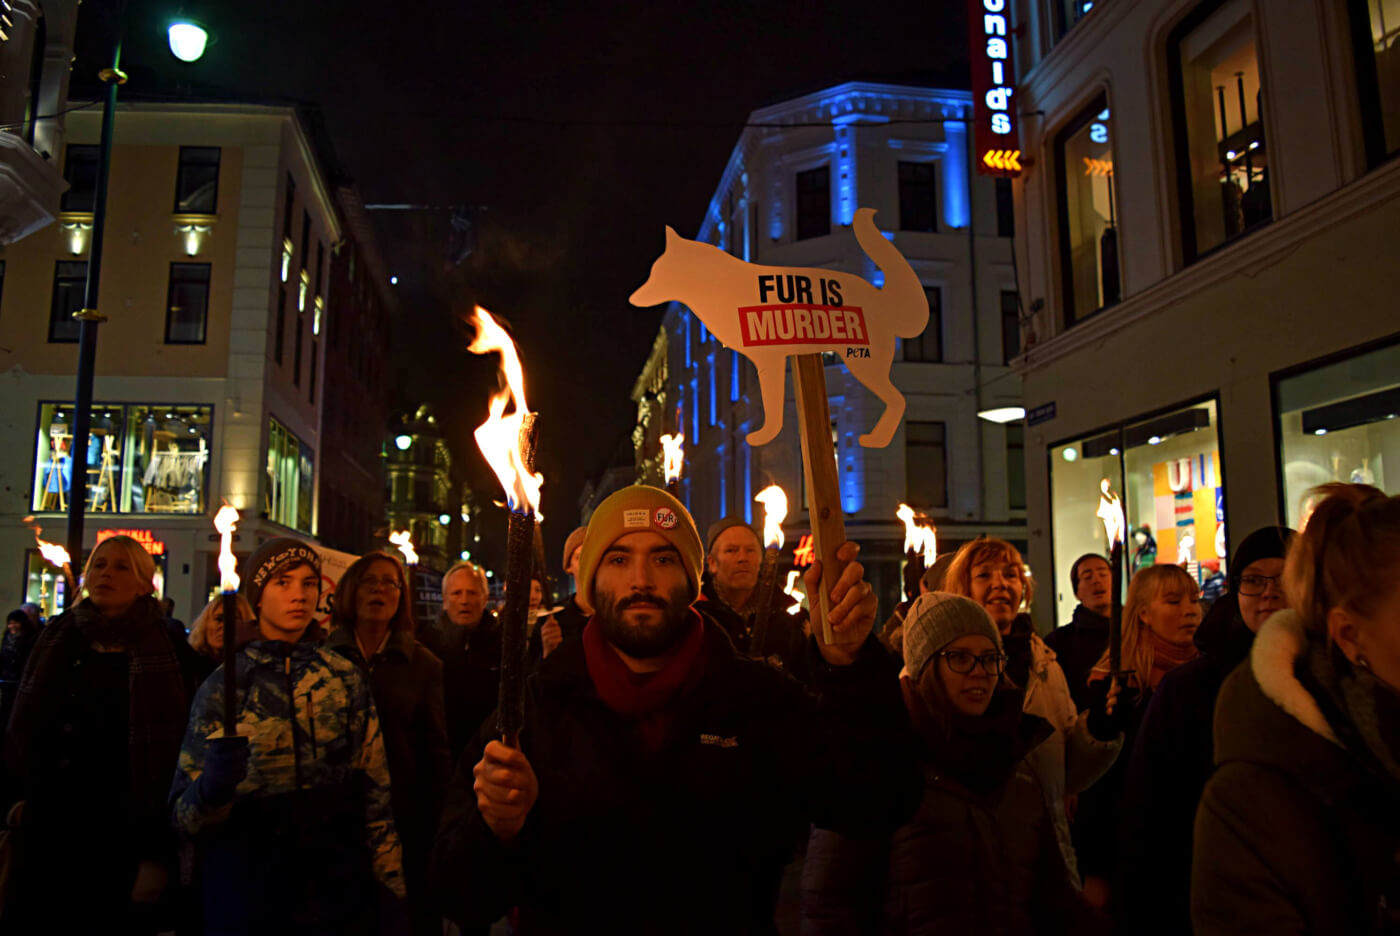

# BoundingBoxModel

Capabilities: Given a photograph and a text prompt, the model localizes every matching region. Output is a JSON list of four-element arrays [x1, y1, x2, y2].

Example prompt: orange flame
[[389, 530, 419, 566], [754, 485, 788, 550], [896, 503, 938, 565], [23, 516, 71, 570], [214, 504, 240, 592], [660, 432, 684, 484], [1097, 478, 1125, 548], [467, 306, 543, 517], [783, 570, 805, 616]]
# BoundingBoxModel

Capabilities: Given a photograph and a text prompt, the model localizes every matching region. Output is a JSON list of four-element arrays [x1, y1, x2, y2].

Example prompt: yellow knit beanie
[[577, 485, 703, 610]]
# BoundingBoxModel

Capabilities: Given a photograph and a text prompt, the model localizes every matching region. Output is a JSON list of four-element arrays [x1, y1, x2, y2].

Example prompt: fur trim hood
[[1248, 610, 1341, 747]]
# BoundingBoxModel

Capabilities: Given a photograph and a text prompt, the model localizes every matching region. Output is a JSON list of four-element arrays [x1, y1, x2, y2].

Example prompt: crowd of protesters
[[0, 479, 1395, 934]]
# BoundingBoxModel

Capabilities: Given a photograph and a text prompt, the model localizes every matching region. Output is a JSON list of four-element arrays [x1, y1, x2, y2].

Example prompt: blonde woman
[[3, 535, 189, 931], [185, 593, 256, 687]]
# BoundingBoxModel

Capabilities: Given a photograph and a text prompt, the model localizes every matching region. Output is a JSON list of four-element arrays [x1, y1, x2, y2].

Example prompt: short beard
[[597, 586, 694, 658]]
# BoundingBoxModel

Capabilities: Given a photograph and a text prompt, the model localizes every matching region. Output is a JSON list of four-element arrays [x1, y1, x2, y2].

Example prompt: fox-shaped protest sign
[[629, 207, 927, 449]]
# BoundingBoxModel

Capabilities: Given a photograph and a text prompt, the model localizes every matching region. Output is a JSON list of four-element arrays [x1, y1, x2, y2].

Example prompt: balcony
[[0, 131, 64, 245]]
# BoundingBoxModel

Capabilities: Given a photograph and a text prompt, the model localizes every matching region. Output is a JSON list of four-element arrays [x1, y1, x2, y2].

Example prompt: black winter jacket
[[430, 613, 920, 935], [1042, 605, 1110, 713], [420, 611, 502, 764], [695, 579, 809, 678]]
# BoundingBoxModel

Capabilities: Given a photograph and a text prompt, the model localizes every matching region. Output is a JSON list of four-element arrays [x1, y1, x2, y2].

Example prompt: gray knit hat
[[903, 591, 1003, 679], [242, 537, 321, 612]]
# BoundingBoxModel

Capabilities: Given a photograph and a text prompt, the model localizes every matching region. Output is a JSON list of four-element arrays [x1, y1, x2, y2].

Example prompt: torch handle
[[1109, 540, 1124, 679], [750, 546, 781, 658], [221, 590, 239, 736], [497, 510, 535, 747], [793, 353, 848, 645]]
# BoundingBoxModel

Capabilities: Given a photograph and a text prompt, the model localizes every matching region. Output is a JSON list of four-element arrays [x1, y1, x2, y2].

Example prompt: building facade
[[634, 81, 1025, 609], [0, 101, 347, 620], [384, 404, 458, 574], [1007, 0, 1399, 627]]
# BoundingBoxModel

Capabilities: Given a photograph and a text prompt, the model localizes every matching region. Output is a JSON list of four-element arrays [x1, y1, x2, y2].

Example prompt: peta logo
[[653, 507, 678, 530]]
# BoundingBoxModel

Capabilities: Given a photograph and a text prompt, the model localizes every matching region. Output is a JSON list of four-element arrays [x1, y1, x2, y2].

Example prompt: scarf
[[6, 595, 188, 825], [1301, 632, 1400, 789], [583, 610, 708, 751], [901, 675, 1042, 794], [1147, 629, 1200, 690]]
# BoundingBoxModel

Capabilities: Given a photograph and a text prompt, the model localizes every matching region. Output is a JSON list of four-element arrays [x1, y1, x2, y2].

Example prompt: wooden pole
[[497, 413, 539, 749], [792, 354, 847, 645]]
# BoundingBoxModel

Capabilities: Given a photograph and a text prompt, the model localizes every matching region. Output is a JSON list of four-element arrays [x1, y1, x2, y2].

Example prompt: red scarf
[[1147, 628, 1199, 690], [583, 609, 708, 751]]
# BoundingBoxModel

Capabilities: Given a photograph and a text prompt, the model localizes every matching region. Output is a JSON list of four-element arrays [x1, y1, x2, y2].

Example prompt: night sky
[[73, 0, 968, 571]]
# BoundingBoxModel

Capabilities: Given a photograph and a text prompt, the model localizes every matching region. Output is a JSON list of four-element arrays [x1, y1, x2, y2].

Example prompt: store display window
[[268, 417, 314, 532], [1050, 399, 1224, 625], [1275, 339, 1398, 529], [31, 403, 212, 515], [24, 545, 166, 620]]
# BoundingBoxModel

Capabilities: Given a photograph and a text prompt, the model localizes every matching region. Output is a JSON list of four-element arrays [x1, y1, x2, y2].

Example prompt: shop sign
[[793, 534, 816, 568], [97, 528, 166, 556], [969, 0, 1022, 177], [1027, 401, 1057, 426]]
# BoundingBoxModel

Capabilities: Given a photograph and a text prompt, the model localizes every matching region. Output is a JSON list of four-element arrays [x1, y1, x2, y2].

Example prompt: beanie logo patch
[[654, 507, 678, 530], [623, 509, 650, 529]]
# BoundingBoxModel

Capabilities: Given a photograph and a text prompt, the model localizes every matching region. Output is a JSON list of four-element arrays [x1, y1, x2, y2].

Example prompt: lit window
[[1057, 96, 1120, 323], [281, 238, 293, 283], [298, 270, 309, 312], [313, 296, 324, 336]]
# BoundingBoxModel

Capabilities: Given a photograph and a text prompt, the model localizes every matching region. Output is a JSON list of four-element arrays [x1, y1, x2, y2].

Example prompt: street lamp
[[167, 21, 209, 62]]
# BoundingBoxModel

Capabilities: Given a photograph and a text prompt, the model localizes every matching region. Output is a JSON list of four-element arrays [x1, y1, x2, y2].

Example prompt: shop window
[[1050, 399, 1223, 626], [898, 161, 938, 233], [996, 178, 1015, 237], [165, 262, 211, 344], [795, 166, 830, 241], [1001, 291, 1021, 362], [1349, 0, 1400, 165], [905, 420, 948, 509], [24, 549, 71, 620], [1275, 339, 1399, 529], [60, 144, 99, 213], [49, 260, 86, 343], [175, 146, 220, 214], [903, 287, 943, 362], [1007, 423, 1027, 510], [31, 402, 211, 515], [267, 417, 314, 532], [1057, 95, 1120, 325], [1169, 0, 1271, 263]]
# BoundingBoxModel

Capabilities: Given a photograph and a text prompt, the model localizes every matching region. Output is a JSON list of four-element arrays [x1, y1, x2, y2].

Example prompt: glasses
[[935, 650, 1008, 675], [359, 576, 402, 592], [1237, 573, 1282, 596]]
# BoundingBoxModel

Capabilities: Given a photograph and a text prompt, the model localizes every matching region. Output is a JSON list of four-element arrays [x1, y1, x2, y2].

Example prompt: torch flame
[[1097, 478, 1126, 547], [389, 530, 419, 566], [754, 485, 788, 550], [23, 516, 71, 568], [660, 432, 685, 484], [214, 504, 241, 592], [467, 306, 544, 517], [896, 503, 938, 565], [783, 570, 805, 616]]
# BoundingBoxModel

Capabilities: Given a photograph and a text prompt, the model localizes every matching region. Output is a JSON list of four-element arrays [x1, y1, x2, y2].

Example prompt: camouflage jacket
[[170, 638, 405, 897]]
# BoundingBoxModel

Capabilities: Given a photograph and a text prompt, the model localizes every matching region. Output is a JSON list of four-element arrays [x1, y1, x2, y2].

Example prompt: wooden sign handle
[[792, 353, 848, 644]]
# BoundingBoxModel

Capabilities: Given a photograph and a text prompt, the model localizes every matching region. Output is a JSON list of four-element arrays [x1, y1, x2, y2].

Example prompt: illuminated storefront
[[23, 528, 171, 620]]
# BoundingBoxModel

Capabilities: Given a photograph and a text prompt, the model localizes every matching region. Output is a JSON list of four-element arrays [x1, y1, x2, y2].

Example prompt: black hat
[[1229, 526, 1295, 587], [242, 537, 321, 611]]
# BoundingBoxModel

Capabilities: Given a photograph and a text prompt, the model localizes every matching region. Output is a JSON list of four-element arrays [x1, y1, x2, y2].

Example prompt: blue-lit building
[[632, 81, 1026, 611]]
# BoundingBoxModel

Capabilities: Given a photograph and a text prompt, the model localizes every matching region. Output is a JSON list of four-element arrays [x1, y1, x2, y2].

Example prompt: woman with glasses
[[802, 592, 1107, 934], [328, 552, 452, 936]]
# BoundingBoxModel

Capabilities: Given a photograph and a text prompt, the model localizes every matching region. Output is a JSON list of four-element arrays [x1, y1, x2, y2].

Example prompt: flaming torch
[[660, 432, 684, 499], [23, 517, 73, 609], [467, 305, 543, 749], [750, 485, 788, 658], [389, 530, 419, 567], [896, 503, 938, 600], [214, 504, 241, 735], [1097, 478, 1128, 683], [783, 570, 805, 616]]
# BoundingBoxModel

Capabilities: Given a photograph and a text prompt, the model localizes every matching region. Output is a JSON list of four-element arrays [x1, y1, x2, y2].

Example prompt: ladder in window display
[[87, 431, 119, 513]]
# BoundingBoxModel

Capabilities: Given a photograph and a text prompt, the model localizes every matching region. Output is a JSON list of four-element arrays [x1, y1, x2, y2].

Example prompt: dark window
[[1053, 0, 1097, 43], [1347, 0, 1400, 165], [905, 420, 948, 509], [1056, 95, 1121, 324], [996, 178, 1015, 237], [795, 166, 830, 241], [1168, 0, 1271, 263], [1007, 424, 1027, 510], [309, 339, 318, 405], [165, 262, 211, 344], [903, 287, 944, 362], [1001, 290, 1021, 363], [49, 261, 86, 343], [275, 286, 287, 364], [315, 242, 325, 293], [175, 146, 220, 213], [282, 173, 296, 239], [61, 145, 99, 213], [301, 211, 311, 269], [898, 161, 938, 232], [726, 191, 739, 256], [293, 308, 304, 387]]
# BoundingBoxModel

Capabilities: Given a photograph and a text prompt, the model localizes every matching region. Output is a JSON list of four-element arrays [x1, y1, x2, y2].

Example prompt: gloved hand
[[197, 736, 250, 807], [1087, 680, 1140, 741]]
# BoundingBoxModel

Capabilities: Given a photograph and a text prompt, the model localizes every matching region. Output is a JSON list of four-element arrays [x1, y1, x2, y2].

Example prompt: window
[[267, 417, 314, 531], [1169, 0, 1271, 262], [903, 287, 943, 362], [60, 145, 99, 213], [1057, 95, 1121, 325], [293, 305, 305, 387], [905, 420, 948, 509], [795, 166, 830, 241], [1054, 0, 1098, 43], [165, 263, 211, 344], [301, 211, 311, 265], [996, 178, 1015, 237], [175, 146, 220, 213], [1349, 0, 1400, 165], [283, 173, 296, 239], [49, 261, 86, 343], [309, 337, 319, 405], [898, 161, 938, 232], [275, 286, 287, 364], [1274, 339, 1399, 529], [1001, 291, 1021, 362], [31, 402, 212, 514], [1007, 424, 1027, 510]]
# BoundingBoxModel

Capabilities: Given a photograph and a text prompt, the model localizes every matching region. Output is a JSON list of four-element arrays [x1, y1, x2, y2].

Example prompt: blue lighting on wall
[[691, 378, 700, 441], [943, 117, 971, 230], [842, 434, 865, 514], [707, 352, 717, 426], [683, 309, 692, 369], [832, 119, 859, 226], [718, 443, 727, 511], [700, 321, 708, 344], [743, 443, 753, 524], [731, 350, 740, 402]]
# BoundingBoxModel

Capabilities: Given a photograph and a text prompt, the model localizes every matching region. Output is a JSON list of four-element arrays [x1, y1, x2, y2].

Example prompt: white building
[[1006, 0, 1399, 626], [635, 81, 1025, 609]]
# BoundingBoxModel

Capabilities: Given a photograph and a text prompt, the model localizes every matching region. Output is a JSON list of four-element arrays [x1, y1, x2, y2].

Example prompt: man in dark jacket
[[532, 527, 590, 661], [420, 560, 502, 763], [431, 486, 920, 934], [1043, 553, 1112, 712], [695, 516, 808, 670]]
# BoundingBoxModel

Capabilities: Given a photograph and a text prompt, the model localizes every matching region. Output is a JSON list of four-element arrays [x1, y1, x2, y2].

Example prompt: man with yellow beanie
[[432, 485, 920, 933]]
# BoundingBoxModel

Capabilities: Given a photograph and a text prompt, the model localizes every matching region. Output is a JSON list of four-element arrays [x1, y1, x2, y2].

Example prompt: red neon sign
[[96, 528, 167, 556], [793, 534, 815, 568], [969, 0, 1022, 177]]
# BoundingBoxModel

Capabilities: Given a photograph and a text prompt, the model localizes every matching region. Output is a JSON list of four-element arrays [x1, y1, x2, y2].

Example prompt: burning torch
[[750, 485, 788, 659], [896, 503, 938, 601], [467, 306, 543, 749], [214, 504, 241, 735], [1097, 478, 1129, 685], [783, 571, 806, 616], [389, 530, 419, 567], [23, 517, 74, 610], [660, 432, 684, 500]]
